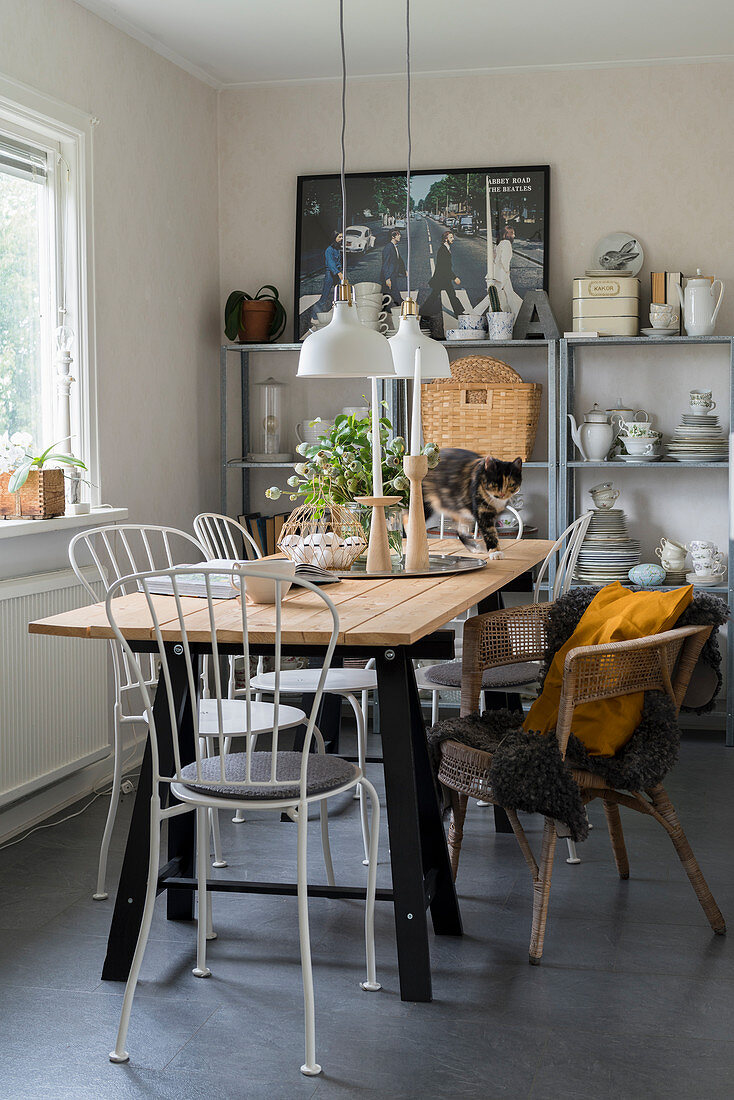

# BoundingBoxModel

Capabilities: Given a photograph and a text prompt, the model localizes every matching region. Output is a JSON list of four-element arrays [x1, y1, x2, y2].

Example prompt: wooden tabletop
[[28, 537, 553, 648]]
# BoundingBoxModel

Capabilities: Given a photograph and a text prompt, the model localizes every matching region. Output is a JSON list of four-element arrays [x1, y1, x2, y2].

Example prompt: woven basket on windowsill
[[0, 469, 66, 519]]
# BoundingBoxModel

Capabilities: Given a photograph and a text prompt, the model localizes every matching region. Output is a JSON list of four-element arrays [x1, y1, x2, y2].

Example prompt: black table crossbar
[[158, 875, 395, 903]]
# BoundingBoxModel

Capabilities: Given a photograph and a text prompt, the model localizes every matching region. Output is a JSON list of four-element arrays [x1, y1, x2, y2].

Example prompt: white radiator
[[0, 568, 111, 807]]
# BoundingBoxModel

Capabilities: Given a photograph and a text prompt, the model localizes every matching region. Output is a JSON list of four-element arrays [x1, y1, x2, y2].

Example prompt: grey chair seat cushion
[[179, 751, 358, 801], [423, 660, 540, 690]]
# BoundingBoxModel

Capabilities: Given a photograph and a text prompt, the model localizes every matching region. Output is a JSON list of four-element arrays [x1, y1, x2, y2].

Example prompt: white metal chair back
[[438, 504, 524, 543], [105, 565, 340, 800], [532, 511, 594, 603], [69, 524, 207, 696], [193, 512, 262, 562]]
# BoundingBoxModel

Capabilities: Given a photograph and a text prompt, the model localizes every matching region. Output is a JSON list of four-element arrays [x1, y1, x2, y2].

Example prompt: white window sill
[[0, 506, 128, 540]]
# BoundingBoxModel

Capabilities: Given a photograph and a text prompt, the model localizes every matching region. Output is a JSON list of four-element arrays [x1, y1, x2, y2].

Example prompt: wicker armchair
[[437, 606, 726, 963]]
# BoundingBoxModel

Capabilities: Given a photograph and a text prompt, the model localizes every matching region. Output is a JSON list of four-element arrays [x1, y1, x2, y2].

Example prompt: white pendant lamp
[[388, 0, 450, 381], [297, 0, 394, 381]]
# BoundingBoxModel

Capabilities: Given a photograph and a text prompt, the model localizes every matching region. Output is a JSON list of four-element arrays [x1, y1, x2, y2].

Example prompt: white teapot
[[568, 403, 614, 462], [676, 270, 725, 336]]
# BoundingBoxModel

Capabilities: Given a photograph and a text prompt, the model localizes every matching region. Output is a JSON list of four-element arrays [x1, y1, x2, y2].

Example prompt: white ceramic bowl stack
[[573, 504, 641, 584], [666, 408, 728, 463]]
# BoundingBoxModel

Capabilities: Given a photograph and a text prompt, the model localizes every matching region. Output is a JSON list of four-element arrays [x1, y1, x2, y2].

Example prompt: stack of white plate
[[662, 568, 688, 585], [574, 507, 641, 584], [666, 411, 728, 463]]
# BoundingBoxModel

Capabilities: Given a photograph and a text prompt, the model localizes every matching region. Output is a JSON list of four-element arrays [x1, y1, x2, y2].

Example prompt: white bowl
[[446, 329, 483, 341], [239, 560, 296, 604]]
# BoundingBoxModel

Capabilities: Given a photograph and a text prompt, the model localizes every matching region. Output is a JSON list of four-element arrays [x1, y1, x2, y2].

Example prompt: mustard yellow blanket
[[524, 582, 693, 756]]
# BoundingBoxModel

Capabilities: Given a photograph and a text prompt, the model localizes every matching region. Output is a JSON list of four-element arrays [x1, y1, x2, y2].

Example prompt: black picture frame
[[293, 165, 550, 341]]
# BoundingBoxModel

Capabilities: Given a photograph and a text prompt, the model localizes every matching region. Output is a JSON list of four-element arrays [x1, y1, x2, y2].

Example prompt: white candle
[[410, 347, 422, 455], [371, 374, 383, 496]]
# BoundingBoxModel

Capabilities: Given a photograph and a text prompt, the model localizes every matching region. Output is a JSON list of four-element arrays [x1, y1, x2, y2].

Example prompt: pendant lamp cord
[[339, 0, 347, 282], [405, 0, 412, 296]]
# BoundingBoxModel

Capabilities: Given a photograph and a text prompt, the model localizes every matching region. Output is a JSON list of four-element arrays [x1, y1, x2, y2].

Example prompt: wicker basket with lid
[[422, 355, 541, 461]]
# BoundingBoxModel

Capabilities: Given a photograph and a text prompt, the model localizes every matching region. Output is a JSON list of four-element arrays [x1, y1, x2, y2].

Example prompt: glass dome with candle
[[248, 377, 292, 462]]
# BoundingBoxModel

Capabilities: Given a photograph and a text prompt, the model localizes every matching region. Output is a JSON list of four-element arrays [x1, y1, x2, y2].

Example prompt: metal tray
[[334, 553, 487, 579]]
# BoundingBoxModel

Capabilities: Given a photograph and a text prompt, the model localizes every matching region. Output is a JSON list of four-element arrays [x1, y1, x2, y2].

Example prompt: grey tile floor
[[2, 727, 734, 1099]]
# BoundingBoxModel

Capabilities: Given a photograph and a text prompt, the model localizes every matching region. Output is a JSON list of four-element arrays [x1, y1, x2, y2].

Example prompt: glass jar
[[249, 377, 291, 461], [346, 503, 405, 570]]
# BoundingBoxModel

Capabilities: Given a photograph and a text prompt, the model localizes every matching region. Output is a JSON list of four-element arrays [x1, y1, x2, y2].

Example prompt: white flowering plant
[[0, 432, 33, 474], [1, 434, 87, 493], [265, 409, 439, 509]]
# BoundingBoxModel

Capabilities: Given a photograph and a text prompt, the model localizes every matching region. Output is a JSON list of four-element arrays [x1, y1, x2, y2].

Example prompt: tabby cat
[[422, 448, 523, 558]]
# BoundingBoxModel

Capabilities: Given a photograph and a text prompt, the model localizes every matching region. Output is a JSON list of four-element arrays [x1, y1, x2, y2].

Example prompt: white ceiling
[[74, 0, 734, 89]]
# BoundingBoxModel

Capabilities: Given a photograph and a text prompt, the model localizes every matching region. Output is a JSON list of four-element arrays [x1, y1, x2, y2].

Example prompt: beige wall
[[0, 0, 220, 537], [219, 60, 734, 332], [219, 62, 734, 545]]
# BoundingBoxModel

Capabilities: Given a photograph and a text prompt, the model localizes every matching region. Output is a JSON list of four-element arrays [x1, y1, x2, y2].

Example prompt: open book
[[143, 558, 341, 599]]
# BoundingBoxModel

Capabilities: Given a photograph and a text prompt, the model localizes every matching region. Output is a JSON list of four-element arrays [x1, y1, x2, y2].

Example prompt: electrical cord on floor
[[0, 732, 144, 854]]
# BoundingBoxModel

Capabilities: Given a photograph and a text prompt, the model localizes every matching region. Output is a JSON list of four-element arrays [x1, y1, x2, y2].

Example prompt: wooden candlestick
[[403, 454, 430, 572], [355, 495, 400, 573]]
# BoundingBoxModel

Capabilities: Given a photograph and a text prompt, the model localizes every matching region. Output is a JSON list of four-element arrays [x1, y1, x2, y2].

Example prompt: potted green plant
[[266, 410, 439, 561], [224, 285, 287, 344], [0, 435, 87, 519]]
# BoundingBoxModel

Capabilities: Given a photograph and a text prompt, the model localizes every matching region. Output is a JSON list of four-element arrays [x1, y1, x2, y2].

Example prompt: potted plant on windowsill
[[224, 285, 287, 344], [0, 434, 87, 519]]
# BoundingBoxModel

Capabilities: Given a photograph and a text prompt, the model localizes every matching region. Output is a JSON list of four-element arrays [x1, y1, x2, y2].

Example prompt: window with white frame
[[0, 78, 97, 498]]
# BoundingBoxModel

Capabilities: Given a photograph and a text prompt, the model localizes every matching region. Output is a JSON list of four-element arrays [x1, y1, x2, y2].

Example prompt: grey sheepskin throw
[[427, 588, 727, 842]]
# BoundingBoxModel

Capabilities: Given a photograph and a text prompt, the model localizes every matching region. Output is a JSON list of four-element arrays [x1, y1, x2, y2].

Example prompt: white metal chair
[[193, 511, 262, 562], [420, 512, 595, 864], [68, 524, 213, 899], [195, 512, 377, 863], [105, 564, 380, 1077]]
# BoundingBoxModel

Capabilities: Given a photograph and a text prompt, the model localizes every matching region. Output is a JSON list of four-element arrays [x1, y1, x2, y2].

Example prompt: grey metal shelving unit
[[219, 342, 302, 516], [221, 338, 559, 542], [559, 335, 734, 745]]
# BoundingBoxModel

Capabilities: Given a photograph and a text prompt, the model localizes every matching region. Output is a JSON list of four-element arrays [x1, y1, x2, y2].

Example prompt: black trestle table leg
[[376, 646, 462, 1003]]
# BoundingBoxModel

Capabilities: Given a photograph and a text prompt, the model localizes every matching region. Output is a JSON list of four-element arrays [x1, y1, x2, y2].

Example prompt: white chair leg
[[209, 807, 227, 869], [296, 801, 321, 1077], [359, 779, 381, 993], [431, 687, 439, 727], [109, 796, 163, 1063], [346, 694, 370, 865], [94, 702, 123, 900], [201, 736, 227, 867], [201, 655, 211, 700], [222, 734, 247, 823], [227, 656, 237, 698], [193, 806, 212, 978], [566, 838, 581, 865], [206, 891, 217, 940], [312, 724, 335, 887], [320, 802, 335, 887]]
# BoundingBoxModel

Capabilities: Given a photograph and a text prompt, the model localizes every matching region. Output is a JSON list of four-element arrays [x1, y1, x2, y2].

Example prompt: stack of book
[[238, 511, 292, 557], [650, 271, 715, 335], [650, 271, 682, 334]]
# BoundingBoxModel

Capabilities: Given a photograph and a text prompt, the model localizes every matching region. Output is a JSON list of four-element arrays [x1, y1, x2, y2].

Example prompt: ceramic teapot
[[568, 403, 614, 462], [676, 269, 725, 336]]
